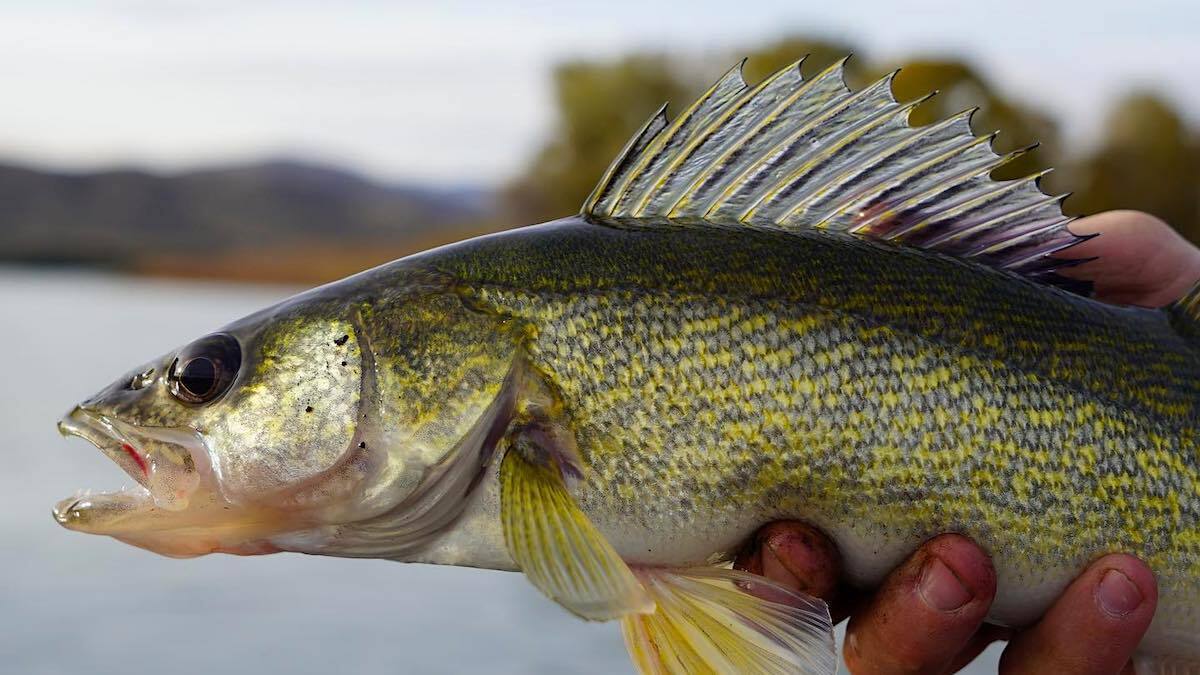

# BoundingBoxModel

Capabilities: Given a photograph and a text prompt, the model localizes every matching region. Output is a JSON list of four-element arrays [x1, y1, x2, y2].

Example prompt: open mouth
[[53, 406, 208, 534], [54, 408, 152, 531], [53, 406, 293, 558]]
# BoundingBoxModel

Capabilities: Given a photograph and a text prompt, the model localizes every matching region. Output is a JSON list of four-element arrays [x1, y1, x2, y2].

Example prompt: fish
[[53, 55, 1200, 674]]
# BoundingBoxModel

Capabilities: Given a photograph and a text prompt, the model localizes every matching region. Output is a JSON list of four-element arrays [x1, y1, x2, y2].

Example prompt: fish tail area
[[1136, 653, 1200, 674], [621, 567, 837, 675]]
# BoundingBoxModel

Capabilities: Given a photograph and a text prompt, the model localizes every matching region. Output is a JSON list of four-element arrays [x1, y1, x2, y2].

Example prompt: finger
[[734, 521, 847, 618], [1058, 210, 1200, 306], [999, 554, 1157, 675], [843, 534, 996, 675]]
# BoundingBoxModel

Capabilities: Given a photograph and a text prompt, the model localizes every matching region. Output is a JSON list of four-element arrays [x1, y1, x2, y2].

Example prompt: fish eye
[[167, 333, 241, 405]]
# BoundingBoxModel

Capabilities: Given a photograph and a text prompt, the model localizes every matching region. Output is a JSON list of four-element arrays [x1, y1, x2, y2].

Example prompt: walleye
[[54, 56, 1200, 673]]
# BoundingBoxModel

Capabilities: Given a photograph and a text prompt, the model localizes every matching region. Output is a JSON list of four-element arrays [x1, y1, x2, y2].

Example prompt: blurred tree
[[504, 38, 857, 222], [506, 39, 1073, 225], [504, 55, 690, 221], [1071, 93, 1200, 242]]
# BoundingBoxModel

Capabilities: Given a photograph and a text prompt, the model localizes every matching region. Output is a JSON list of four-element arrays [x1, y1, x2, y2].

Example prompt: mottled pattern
[[429, 217, 1200, 642], [205, 315, 363, 499]]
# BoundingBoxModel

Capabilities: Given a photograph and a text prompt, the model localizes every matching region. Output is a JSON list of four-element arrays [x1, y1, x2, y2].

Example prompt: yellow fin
[[499, 449, 653, 620], [620, 567, 836, 675]]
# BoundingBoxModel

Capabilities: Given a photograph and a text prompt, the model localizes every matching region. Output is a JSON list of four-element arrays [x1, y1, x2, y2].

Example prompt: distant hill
[[0, 159, 497, 281]]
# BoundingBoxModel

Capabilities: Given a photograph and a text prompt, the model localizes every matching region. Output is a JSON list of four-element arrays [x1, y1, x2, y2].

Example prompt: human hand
[[735, 211, 1200, 674], [735, 524, 1157, 674], [1058, 210, 1200, 307]]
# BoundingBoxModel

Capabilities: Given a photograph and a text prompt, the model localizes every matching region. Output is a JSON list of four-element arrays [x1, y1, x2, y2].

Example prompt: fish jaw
[[53, 406, 299, 557]]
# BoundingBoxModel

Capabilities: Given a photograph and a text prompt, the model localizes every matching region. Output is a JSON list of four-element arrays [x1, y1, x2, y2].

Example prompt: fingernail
[[919, 557, 972, 612], [762, 541, 803, 592], [1098, 569, 1143, 617]]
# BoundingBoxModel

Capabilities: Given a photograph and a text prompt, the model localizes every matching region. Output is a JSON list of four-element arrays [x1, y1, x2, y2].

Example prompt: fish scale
[[441, 218, 1200, 647]]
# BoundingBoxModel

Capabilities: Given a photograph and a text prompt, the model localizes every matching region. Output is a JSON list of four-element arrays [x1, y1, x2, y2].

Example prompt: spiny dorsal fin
[[1170, 280, 1200, 338], [582, 57, 1090, 290]]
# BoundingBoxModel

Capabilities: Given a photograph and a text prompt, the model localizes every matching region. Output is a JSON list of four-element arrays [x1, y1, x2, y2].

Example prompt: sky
[[0, 0, 1196, 186]]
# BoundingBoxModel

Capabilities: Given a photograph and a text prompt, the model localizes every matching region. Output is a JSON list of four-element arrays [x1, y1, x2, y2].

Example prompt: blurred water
[[0, 267, 1002, 674]]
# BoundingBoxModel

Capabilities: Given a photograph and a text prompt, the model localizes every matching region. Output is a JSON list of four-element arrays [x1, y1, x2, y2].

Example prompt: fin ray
[[622, 60, 807, 218], [601, 63, 751, 218], [582, 57, 1090, 292], [499, 448, 653, 620], [620, 567, 837, 675]]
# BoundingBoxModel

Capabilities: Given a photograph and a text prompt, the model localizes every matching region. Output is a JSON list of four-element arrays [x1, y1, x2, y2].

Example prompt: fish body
[[54, 58, 1200, 672], [394, 216, 1200, 652]]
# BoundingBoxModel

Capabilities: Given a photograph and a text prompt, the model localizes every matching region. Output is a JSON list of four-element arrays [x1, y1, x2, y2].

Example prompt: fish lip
[[58, 406, 150, 488], [52, 497, 80, 525]]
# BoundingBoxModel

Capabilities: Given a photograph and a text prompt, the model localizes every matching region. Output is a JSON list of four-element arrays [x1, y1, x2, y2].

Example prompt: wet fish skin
[[425, 216, 1200, 646]]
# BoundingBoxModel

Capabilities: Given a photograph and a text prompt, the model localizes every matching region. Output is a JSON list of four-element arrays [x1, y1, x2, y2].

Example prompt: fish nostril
[[129, 367, 156, 391]]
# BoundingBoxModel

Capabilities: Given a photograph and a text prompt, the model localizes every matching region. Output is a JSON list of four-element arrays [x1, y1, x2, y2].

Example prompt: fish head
[[54, 288, 374, 558], [55, 267, 522, 561]]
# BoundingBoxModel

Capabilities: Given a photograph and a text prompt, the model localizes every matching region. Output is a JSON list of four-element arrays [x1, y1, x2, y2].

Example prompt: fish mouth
[[54, 406, 289, 557], [56, 407, 152, 492], [54, 407, 157, 530], [53, 403, 206, 535]]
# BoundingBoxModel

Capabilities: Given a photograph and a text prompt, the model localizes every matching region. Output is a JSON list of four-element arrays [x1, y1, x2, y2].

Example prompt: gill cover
[[202, 314, 365, 503]]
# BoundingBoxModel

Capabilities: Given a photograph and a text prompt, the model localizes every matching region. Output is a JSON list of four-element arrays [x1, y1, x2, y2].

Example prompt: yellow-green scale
[[425, 217, 1200, 632]]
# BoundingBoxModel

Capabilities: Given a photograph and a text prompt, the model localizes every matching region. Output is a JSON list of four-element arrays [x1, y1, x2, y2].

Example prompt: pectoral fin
[[621, 567, 837, 675], [499, 445, 653, 620]]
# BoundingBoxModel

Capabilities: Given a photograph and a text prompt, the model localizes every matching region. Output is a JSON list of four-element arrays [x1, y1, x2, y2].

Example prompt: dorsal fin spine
[[678, 67, 897, 221], [957, 193, 1070, 254], [703, 92, 931, 221], [662, 58, 853, 218], [776, 111, 986, 227], [625, 58, 810, 217], [801, 107, 977, 227], [583, 104, 669, 217], [918, 169, 1056, 247], [870, 142, 1039, 241], [987, 222, 1079, 273], [604, 62, 749, 217], [803, 131, 997, 231], [721, 74, 920, 224], [967, 196, 1073, 262], [582, 57, 1090, 292]]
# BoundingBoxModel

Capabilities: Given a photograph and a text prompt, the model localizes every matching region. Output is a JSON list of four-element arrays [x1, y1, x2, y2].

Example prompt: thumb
[[734, 520, 844, 617]]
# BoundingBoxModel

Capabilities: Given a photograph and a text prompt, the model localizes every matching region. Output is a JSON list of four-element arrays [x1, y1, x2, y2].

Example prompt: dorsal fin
[[582, 57, 1091, 291], [1170, 280, 1200, 339]]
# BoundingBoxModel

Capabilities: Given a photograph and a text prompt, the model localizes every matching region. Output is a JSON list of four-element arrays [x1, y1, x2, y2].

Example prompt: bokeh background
[[2, 1, 1198, 673]]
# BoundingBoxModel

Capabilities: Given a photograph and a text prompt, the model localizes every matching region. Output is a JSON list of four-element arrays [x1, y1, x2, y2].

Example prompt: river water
[[0, 267, 1001, 674]]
